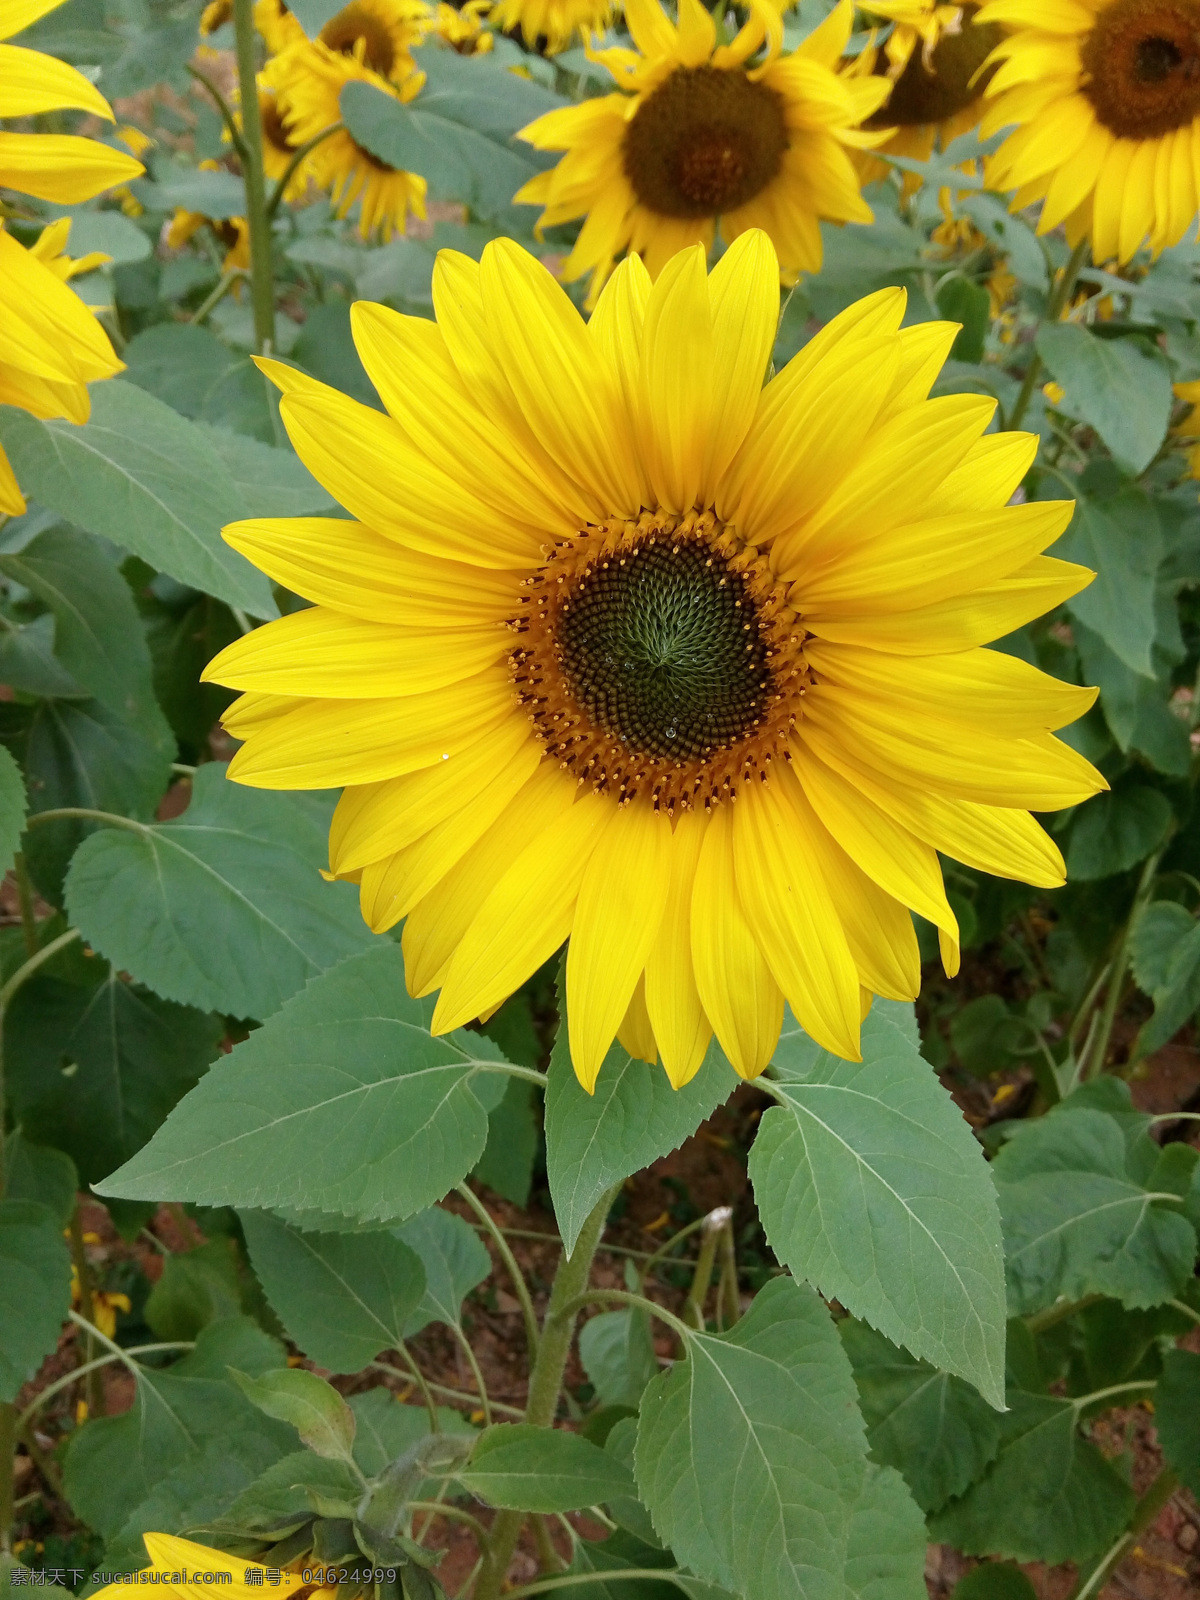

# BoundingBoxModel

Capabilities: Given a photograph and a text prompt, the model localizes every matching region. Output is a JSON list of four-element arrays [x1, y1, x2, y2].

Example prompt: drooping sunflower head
[[274, 42, 427, 240], [206, 230, 1103, 1093], [432, 0, 494, 51], [978, 0, 1200, 261], [515, 0, 890, 304], [488, 0, 612, 51]]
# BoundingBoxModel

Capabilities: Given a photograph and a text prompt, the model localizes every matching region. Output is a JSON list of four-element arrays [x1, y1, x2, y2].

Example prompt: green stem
[[12, 855, 37, 959], [501, 1572, 686, 1599], [450, 1321, 493, 1428], [1073, 1379, 1157, 1413], [231, 0, 275, 353], [17, 1345, 193, 1430], [369, 1361, 525, 1420], [1066, 1467, 1178, 1600], [1168, 1298, 1200, 1328], [185, 63, 252, 166], [1007, 236, 1091, 430], [637, 1213, 709, 1291], [406, 1499, 490, 1546], [264, 124, 341, 219], [683, 1208, 730, 1331], [474, 1186, 619, 1600], [24, 808, 147, 834], [0, 1400, 14, 1554], [559, 1287, 691, 1339], [456, 1183, 540, 1363], [1085, 848, 1164, 1079], [190, 266, 247, 327], [1024, 1293, 1103, 1336]]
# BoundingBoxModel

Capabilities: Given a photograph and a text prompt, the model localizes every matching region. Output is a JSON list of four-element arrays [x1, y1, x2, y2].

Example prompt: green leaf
[[0, 612, 85, 700], [64, 764, 379, 1020], [232, 1368, 358, 1464], [992, 1104, 1198, 1313], [132, 165, 246, 218], [0, 383, 276, 616], [635, 1276, 870, 1600], [545, 1024, 738, 1256], [1053, 487, 1162, 677], [65, 212, 151, 266], [221, 1451, 364, 1531], [395, 1206, 490, 1336], [240, 1209, 426, 1373], [122, 323, 275, 442], [1065, 786, 1173, 881], [1132, 916, 1200, 1056], [63, 1319, 294, 1539], [1156, 1349, 1200, 1496], [553, 1528, 680, 1600], [456, 1423, 635, 1512], [950, 1566, 1038, 1600], [839, 1319, 1002, 1513], [1036, 324, 1173, 476], [6, 970, 222, 1185], [935, 277, 990, 364], [1075, 621, 1191, 776], [473, 1077, 538, 1207], [349, 1387, 475, 1477], [749, 1002, 1007, 1408], [95, 945, 514, 1224], [580, 1309, 658, 1411], [143, 1238, 246, 1343], [0, 1199, 71, 1403], [0, 745, 26, 877], [928, 1390, 1135, 1564], [2, 1132, 78, 1226], [1131, 902, 1194, 995], [844, 1465, 927, 1600], [195, 426, 334, 520]]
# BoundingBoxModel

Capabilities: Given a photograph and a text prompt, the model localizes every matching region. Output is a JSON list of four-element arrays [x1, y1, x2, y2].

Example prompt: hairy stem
[[456, 1182, 540, 1362], [1067, 1467, 1178, 1599], [474, 1186, 619, 1600], [231, 0, 275, 352]]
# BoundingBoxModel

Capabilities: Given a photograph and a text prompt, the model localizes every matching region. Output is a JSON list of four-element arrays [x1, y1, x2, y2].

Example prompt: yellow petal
[[644, 807, 712, 1089], [432, 788, 611, 1035], [0, 132, 142, 203], [616, 973, 659, 1067], [329, 718, 539, 873], [566, 799, 672, 1091], [700, 229, 779, 502], [225, 669, 514, 788], [0, 227, 121, 386], [588, 251, 651, 423], [0, 43, 114, 117], [637, 243, 713, 514], [690, 802, 784, 1080], [2, 0, 73, 41], [222, 517, 516, 629], [203, 607, 507, 697], [732, 771, 862, 1061], [0, 441, 25, 516]]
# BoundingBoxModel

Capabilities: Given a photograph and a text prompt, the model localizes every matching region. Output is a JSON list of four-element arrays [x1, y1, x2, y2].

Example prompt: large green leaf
[[349, 1387, 475, 1477], [63, 1319, 293, 1540], [635, 1277, 870, 1600], [0, 745, 26, 878], [232, 1367, 358, 1464], [991, 1103, 1198, 1313], [7, 969, 222, 1184], [0, 1199, 72, 1403], [1129, 908, 1200, 1056], [1156, 1348, 1200, 1497], [122, 322, 276, 443], [844, 1465, 928, 1600], [395, 1206, 491, 1336], [1036, 324, 1173, 477], [580, 1308, 658, 1410], [749, 1003, 1007, 1408], [64, 763, 379, 1020], [196, 426, 334, 520], [928, 1390, 1135, 1564], [1075, 621, 1191, 776], [473, 1077, 538, 1207], [1052, 485, 1162, 678], [95, 944, 513, 1223], [240, 1209, 426, 1373], [0, 612, 84, 700], [457, 1423, 635, 1511], [0, 383, 276, 615], [3, 1132, 78, 1226], [545, 1023, 738, 1256], [839, 1319, 1001, 1514], [1065, 786, 1173, 881]]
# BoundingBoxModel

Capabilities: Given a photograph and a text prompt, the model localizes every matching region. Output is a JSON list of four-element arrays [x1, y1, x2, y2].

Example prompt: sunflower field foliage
[[4, 0, 1200, 1597]]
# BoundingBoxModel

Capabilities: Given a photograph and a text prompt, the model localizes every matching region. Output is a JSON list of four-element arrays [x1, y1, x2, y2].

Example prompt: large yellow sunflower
[[977, 0, 1200, 260], [853, 3, 1004, 189], [489, 0, 611, 52], [275, 42, 427, 240], [515, 0, 890, 305], [90, 1534, 307, 1600], [256, 0, 430, 79], [0, 0, 143, 515], [204, 231, 1102, 1092]]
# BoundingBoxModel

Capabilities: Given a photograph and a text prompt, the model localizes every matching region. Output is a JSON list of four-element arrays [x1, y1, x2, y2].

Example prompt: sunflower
[[515, 0, 891, 307], [0, 0, 141, 514], [232, 57, 313, 203], [204, 231, 1102, 1092], [165, 160, 252, 276], [433, 0, 494, 53], [274, 42, 427, 240], [90, 1534, 308, 1600], [852, 3, 1004, 191], [489, 0, 611, 51], [977, 0, 1200, 260], [256, 0, 429, 78]]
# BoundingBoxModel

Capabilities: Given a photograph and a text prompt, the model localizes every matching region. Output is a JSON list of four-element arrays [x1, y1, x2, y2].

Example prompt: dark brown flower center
[[259, 93, 296, 156], [1081, 0, 1200, 138], [865, 5, 1003, 128], [321, 3, 398, 77], [622, 66, 789, 219]]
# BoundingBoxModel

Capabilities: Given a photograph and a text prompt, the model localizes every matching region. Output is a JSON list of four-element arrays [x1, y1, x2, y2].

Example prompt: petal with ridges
[[645, 807, 712, 1089]]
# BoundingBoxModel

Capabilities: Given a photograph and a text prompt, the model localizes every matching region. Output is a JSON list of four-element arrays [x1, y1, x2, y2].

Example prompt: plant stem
[[717, 1216, 739, 1330], [456, 1182, 540, 1362], [1008, 236, 1091, 429], [532, 1516, 564, 1575], [190, 266, 247, 327], [450, 1322, 493, 1428], [68, 1205, 104, 1419], [264, 124, 340, 219], [231, 0, 275, 353], [25, 808, 147, 834], [1024, 1293, 1103, 1335], [683, 1208, 730, 1331], [501, 1572, 686, 1599], [12, 855, 37, 959], [17, 1345, 193, 1431], [1067, 1467, 1178, 1599], [1169, 1297, 1200, 1327], [0, 1400, 14, 1554], [559, 1288, 691, 1341], [185, 63, 251, 166], [474, 1186, 619, 1600], [1085, 848, 1163, 1079]]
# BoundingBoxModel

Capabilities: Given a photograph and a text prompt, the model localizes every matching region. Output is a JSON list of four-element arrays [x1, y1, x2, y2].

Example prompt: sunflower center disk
[[510, 513, 810, 812], [622, 67, 789, 218], [866, 6, 1003, 128], [322, 4, 397, 76], [1081, 0, 1200, 139]]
